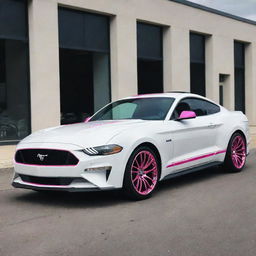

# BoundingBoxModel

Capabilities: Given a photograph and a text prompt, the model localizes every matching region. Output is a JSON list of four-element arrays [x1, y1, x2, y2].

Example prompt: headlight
[[81, 144, 123, 156]]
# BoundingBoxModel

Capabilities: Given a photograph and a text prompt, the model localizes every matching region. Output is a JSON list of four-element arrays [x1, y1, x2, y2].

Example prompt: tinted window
[[59, 7, 109, 52], [90, 97, 175, 121], [0, 0, 30, 143], [190, 33, 206, 96], [204, 101, 220, 115], [172, 98, 220, 119], [137, 23, 162, 60], [234, 41, 245, 113], [137, 22, 163, 95], [0, 0, 27, 41]]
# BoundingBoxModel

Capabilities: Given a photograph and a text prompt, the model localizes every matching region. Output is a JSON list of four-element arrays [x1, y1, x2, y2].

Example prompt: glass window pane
[[190, 63, 205, 96], [59, 8, 111, 125], [137, 23, 163, 94], [190, 33, 205, 63], [190, 33, 206, 96], [0, 0, 27, 41], [137, 23, 162, 60], [0, 39, 30, 142], [234, 42, 245, 68], [59, 7, 109, 52]]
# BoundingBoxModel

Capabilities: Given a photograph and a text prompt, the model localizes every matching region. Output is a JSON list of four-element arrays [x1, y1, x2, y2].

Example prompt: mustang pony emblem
[[37, 154, 48, 161]]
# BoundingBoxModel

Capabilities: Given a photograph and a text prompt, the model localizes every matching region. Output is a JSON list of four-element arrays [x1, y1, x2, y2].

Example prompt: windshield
[[90, 97, 175, 121]]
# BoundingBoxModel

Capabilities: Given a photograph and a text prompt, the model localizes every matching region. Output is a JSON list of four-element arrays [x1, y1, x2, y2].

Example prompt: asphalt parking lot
[[0, 150, 255, 256]]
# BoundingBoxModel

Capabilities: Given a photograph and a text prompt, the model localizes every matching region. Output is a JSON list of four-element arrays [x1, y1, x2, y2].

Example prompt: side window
[[171, 97, 220, 119], [203, 101, 220, 115], [182, 98, 207, 116]]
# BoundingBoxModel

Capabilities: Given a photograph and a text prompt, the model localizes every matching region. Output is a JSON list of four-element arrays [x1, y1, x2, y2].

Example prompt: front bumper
[[12, 175, 111, 192], [13, 142, 128, 191]]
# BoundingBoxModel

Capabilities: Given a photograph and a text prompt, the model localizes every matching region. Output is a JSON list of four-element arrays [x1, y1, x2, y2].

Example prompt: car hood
[[20, 120, 148, 148]]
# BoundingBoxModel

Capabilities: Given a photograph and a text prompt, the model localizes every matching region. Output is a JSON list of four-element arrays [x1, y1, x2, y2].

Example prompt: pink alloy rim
[[231, 135, 246, 169], [131, 151, 158, 195]]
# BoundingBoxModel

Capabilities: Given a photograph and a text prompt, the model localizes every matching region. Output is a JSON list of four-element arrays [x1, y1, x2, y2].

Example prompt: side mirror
[[177, 111, 196, 121], [84, 117, 91, 123]]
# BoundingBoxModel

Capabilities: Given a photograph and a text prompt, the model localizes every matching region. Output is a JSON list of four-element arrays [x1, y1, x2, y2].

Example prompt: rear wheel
[[123, 146, 160, 200], [223, 133, 246, 172]]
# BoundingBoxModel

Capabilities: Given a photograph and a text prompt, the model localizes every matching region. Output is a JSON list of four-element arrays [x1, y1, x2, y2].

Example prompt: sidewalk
[[1, 126, 256, 169], [250, 126, 256, 149]]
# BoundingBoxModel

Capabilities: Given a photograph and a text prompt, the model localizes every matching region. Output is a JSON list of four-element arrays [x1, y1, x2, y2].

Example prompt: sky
[[188, 0, 256, 21]]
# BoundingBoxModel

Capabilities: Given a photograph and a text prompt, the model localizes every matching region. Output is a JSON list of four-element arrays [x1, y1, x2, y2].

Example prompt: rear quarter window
[[204, 101, 220, 115]]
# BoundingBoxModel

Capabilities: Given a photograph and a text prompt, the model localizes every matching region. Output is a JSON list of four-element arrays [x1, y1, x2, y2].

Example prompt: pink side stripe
[[167, 150, 226, 168]]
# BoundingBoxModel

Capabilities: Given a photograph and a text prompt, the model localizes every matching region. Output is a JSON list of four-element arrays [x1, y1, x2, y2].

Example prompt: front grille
[[15, 149, 79, 166], [20, 174, 74, 185]]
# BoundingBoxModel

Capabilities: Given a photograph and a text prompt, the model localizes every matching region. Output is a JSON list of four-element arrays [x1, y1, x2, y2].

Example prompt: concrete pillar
[[110, 15, 137, 101], [93, 53, 111, 112], [163, 26, 190, 92], [205, 35, 219, 103], [163, 26, 171, 92], [223, 39, 235, 111], [206, 35, 234, 110], [245, 42, 256, 125], [28, 0, 60, 132]]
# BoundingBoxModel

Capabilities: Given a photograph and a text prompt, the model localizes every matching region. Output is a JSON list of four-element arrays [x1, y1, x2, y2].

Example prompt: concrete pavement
[[0, 150, 255, 256]]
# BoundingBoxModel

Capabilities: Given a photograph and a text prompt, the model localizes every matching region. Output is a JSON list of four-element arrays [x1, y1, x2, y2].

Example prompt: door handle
[[208, 123, 216, 128]]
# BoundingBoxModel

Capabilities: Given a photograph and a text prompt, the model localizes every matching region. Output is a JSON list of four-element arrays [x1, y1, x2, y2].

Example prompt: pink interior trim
[[179, 111, 196, 119], [167, 150, 226, 168]]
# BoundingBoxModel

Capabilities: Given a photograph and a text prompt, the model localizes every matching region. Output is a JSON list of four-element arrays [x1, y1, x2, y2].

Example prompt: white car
[[12, 92, 249, 200]]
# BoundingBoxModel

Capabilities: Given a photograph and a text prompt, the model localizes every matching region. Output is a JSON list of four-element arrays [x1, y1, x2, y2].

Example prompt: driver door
[[165, 97, 219, 174]]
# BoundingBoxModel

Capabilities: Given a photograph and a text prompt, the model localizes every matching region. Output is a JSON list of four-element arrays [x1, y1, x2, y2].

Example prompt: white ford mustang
[[12, 92, 249, 200]]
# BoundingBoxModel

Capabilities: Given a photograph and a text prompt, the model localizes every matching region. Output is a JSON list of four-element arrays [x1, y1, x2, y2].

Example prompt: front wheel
[[223, 133, 247, 172], [123, 146, 160, 200]]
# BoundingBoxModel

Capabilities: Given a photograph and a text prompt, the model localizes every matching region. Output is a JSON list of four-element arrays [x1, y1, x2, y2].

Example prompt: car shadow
[[157, 165, 226, 193], [12, 149, 255, 208], [12, 188, 127, 208]]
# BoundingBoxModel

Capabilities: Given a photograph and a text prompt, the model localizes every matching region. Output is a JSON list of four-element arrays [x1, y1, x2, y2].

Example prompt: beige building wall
[[27, 0, 256, 129], [1, 0, 256, 167]]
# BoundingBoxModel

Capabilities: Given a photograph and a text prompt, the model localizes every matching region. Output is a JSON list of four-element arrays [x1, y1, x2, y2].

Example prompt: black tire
[[223, 132, 247, 172], [123, 146, 160, 200]]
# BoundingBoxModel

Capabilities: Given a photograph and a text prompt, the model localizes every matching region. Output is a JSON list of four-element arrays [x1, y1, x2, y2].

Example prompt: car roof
[[125, 92, 207, 101]]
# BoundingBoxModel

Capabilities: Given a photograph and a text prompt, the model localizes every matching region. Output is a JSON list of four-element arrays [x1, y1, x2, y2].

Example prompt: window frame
[[170, 97, 221, 120]]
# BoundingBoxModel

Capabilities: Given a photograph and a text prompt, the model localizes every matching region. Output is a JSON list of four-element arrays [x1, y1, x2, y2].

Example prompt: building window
[[58, 8, 110, 124], [137, 23, 163, 94], [190, 33, 206, 96], [0, 0, 30, 143], [234, 41, 245, 113]]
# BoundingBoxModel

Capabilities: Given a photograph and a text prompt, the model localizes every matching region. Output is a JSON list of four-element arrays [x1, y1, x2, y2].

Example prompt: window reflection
[[0, 39, 30, 141]]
